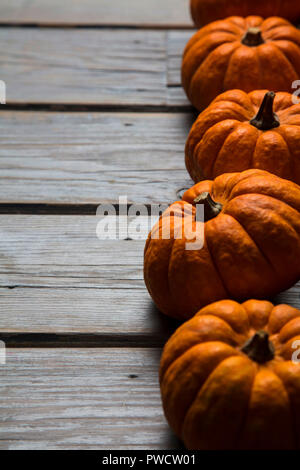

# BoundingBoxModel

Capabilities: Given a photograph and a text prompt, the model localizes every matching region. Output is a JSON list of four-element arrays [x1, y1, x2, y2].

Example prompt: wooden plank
[[167, 31, 193, 86], [0, 215, 144, 289], [0, 215, 180, 339], [0, 28, 190, 107], [0, 111, 194, 204], [0, 215, 299, 339], [0, 348, 180, 449], [0, 0, 193, 28]]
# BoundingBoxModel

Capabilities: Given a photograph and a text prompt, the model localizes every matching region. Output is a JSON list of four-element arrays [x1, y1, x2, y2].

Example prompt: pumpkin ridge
[[161, 317, 240, 378], [182, 355, 256, 448], [238, 367, 294, 449], [166, 236, 181, 311], [224, 171, 266, 201], [256, 42, 298, 90], [223, 195, 300, 288], [161, 339, 238, 382], [270, 367, 295, 448], [272, 40, 300, 74], [179, 354, 242, 439], [234, 372, 256, 449], [276, 130, 294, 181], [262, 17, 291, 33], [266, 25, 300, 45], [272, 42, 299, 76], [204, 219, 234, 298], [226, 179, 300, 213], [272, 365, 299, 448], [194, 235, 231, 300], [182, 39, 231, 98], [279, 317, 300, 345], [228, 190, 300, 232], [252, 192, 300, 224], [144, 235, 177, 316], [220, 211, 278, 275], [210, 123, 254, 177], [273, 126, 300, 180], [183, 22, 240, 57], [195, 121, 241, 179], [189, 42, 240, 106], [232, 342, 259, 447], [165, 342, 240, 438], [210, 130, 233, 177], [252, 130, 292, 179]]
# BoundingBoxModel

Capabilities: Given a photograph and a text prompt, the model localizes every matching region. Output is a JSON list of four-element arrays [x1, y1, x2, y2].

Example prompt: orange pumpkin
[[144, 169, 300, 320], [185, 89, 300, 184], [190, 0, 300, 28], [182, 16, 300, 111], [160, 299, 300, 449]]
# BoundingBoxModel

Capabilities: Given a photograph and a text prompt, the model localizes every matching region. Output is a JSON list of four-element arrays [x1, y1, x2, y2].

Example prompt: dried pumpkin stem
[[241, 331, 275, 364], [242, 27, 264, 47], [193, 192, 223, 221], [250, 91, 280, 131]]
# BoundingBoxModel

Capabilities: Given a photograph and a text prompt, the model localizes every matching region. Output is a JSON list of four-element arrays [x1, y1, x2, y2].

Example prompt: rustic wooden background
[[0, 0, 299, 450]]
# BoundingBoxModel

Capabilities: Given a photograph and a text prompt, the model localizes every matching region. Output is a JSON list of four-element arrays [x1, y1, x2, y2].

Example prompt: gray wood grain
[[0, 215, 299, 338], [0, 215, 179, 339], [0, 111, 194, 204], [0, 347, 180, 450], [0, 28, 190, 107], [167, 30, 193, 86], [0, 0, 193, 28]]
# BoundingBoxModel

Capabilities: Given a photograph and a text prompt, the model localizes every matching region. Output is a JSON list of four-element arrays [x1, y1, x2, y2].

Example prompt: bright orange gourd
[[144, 170, 300, 320], [182, 16, 300, 110], [160, 299, 300, 449], [190, 0, 300, 28], [185, 89, 300, 184]]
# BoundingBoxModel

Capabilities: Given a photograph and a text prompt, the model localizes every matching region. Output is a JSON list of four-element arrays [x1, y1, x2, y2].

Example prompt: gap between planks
[[0, 332, 173, 348], [0, 28, 193, 107], [0, 214, 299, 350]]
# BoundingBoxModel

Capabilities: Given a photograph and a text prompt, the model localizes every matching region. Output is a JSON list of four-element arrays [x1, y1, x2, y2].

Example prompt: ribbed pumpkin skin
[[191, 0, 300, 28], [182, 16, 300, 110], [185, 89, 300, 184], [144, 170, 300, 320], [160, 299, 300, 449]]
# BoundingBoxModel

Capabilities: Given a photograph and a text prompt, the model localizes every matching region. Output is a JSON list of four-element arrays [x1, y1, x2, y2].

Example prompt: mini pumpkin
[[144, 169, 300, 320], [182, 16, 300, 110], [160, 299, 300, 449], [190, 0, 300, 28], [185, 89, 300, 184]]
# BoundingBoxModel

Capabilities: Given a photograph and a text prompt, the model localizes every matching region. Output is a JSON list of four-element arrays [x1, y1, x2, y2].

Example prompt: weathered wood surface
[[167, 31, 194, 85], [0, 215, 179, 341], [0, 348, 181, 449], [0, 215, 299, 341], [0, 28, 191, 106], [0, 0, 193, 28], [0, 111, 194, 204]]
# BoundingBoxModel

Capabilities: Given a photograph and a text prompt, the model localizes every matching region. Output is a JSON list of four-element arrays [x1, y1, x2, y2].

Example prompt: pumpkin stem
[[241, 331, 275, 364], [242, 27, 264, 47], [250, 91, 280, 131], [193, 192, 223, 221]]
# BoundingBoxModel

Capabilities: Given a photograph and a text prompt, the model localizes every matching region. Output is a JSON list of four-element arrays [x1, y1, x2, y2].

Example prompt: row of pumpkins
[[143, 1, 300, 450]]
